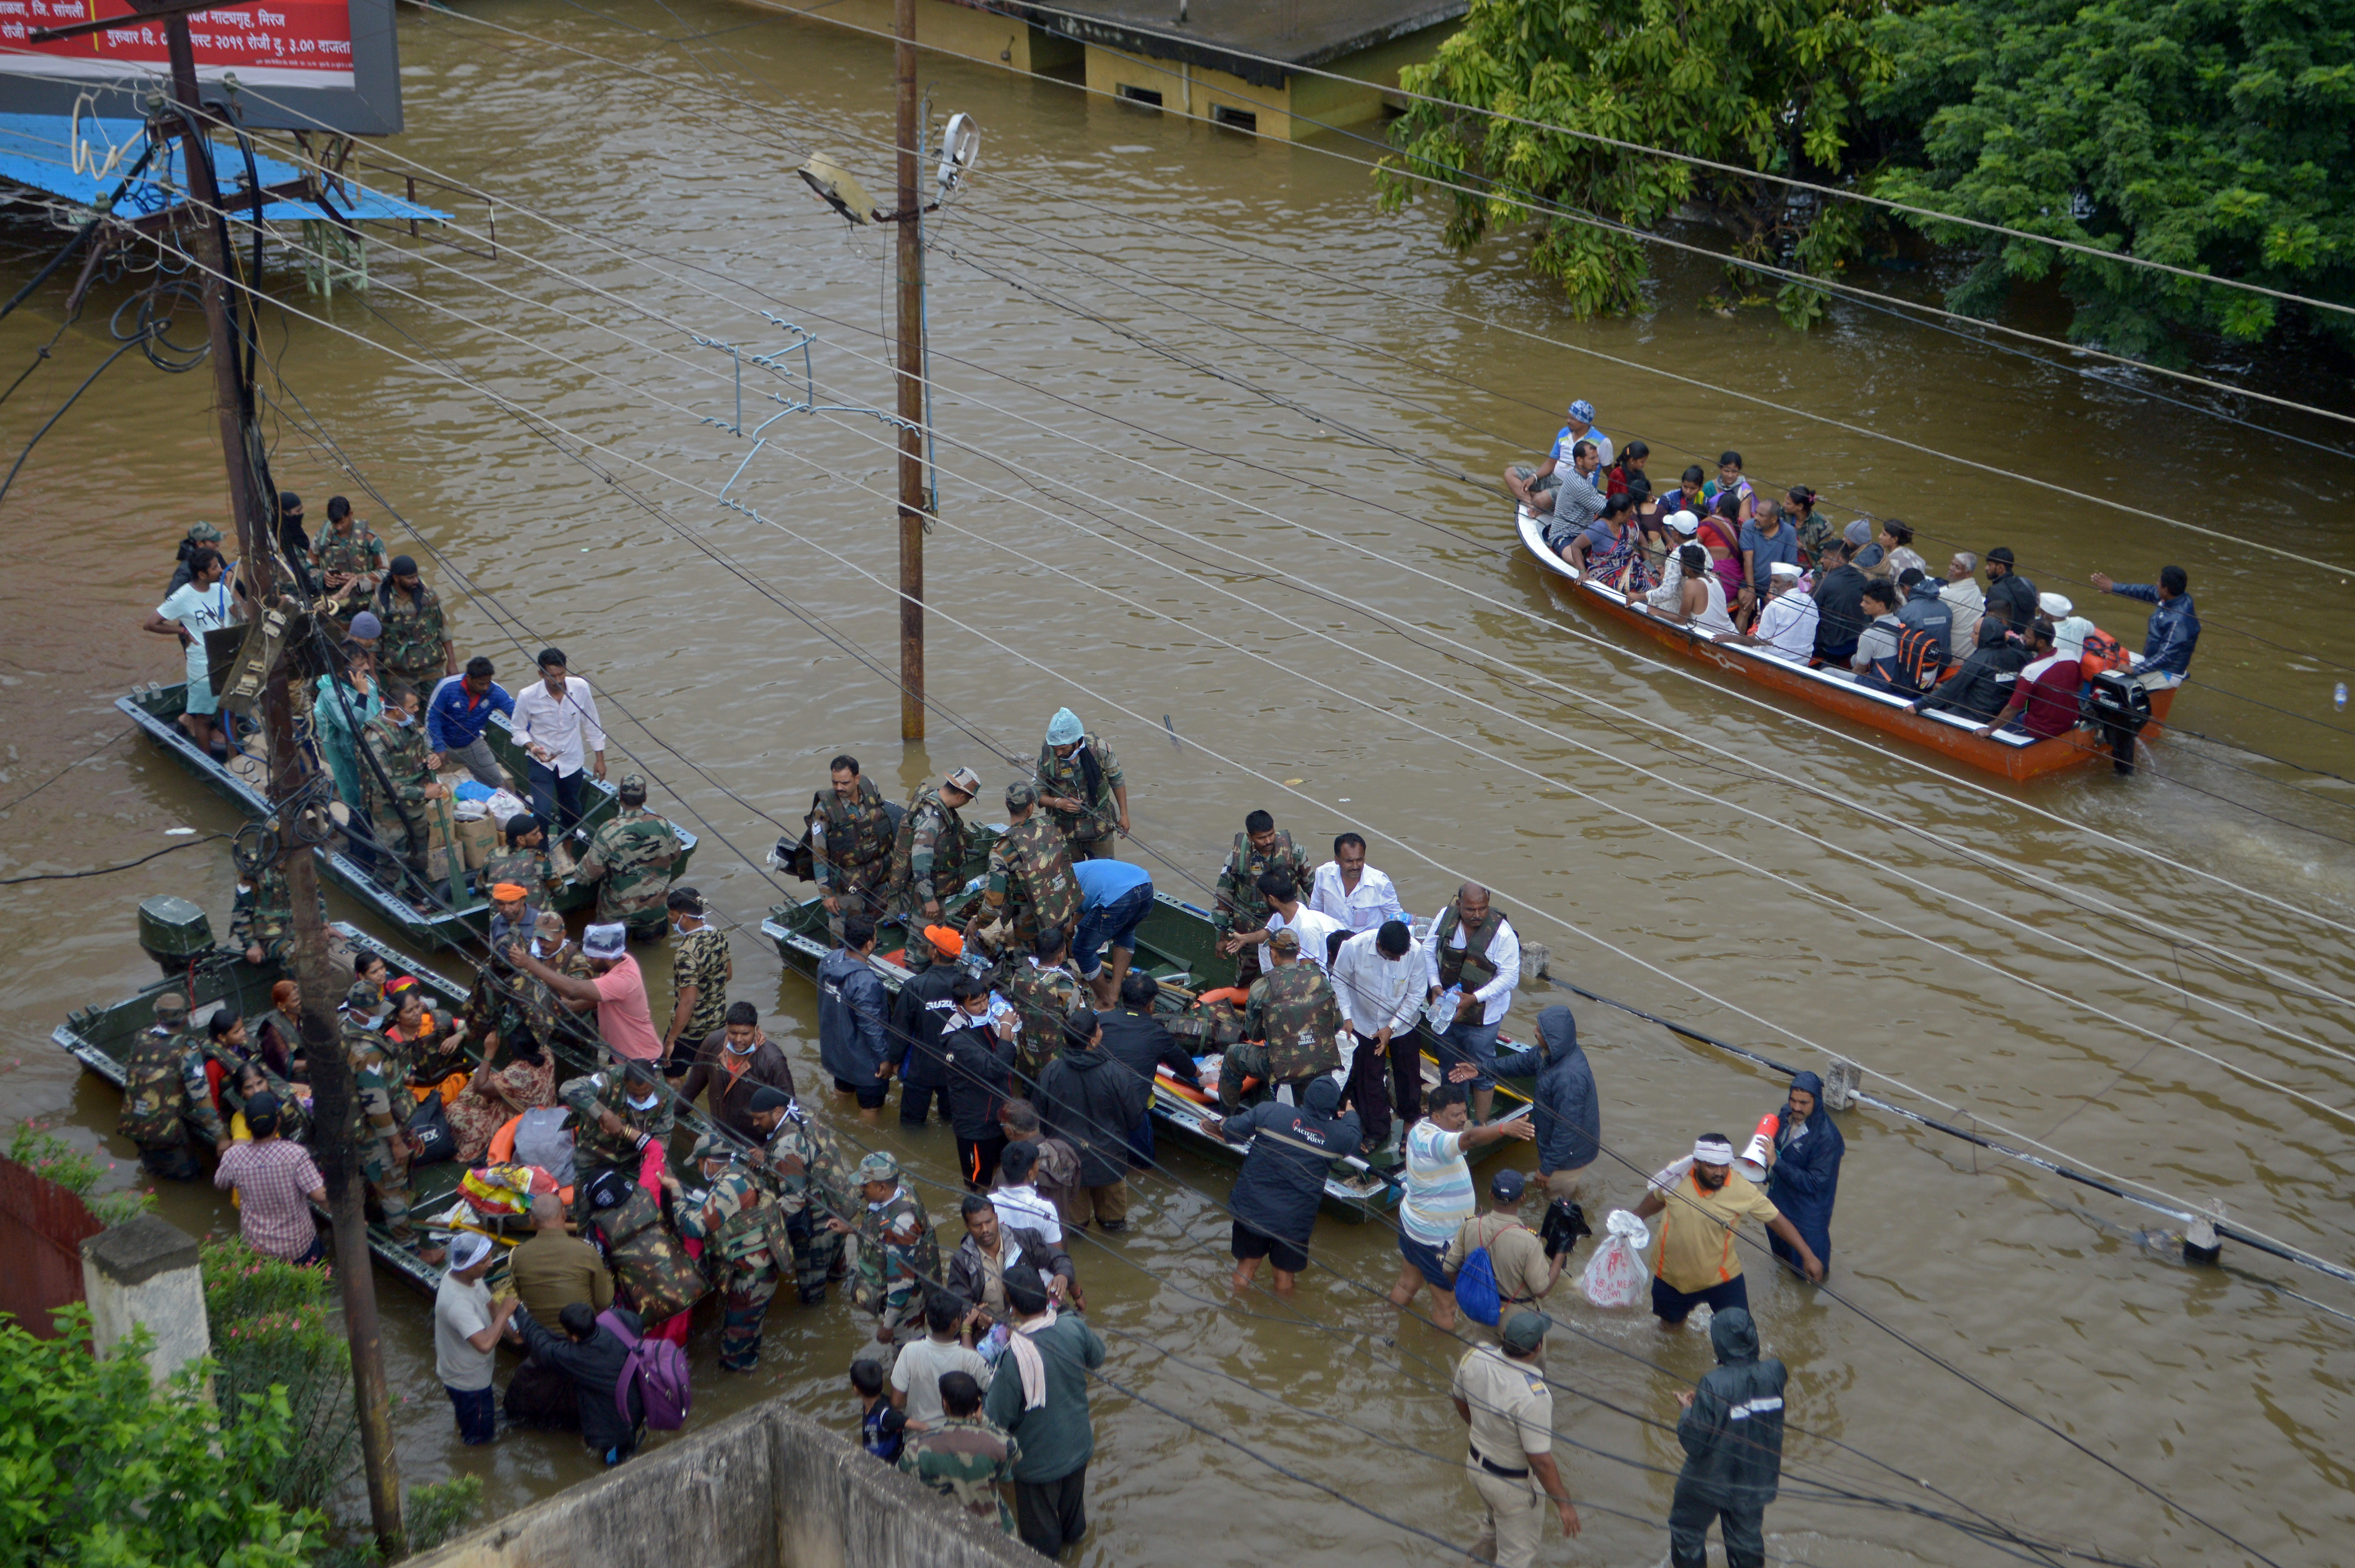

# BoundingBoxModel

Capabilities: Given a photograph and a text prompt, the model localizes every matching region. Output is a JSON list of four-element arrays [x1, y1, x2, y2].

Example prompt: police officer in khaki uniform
[[1450, 1312, 1579, 1567]]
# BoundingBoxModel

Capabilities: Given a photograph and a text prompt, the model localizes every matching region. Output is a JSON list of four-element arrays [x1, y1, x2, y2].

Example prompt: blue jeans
[[528, 758, 589, 835], [446, 1383, 496, 1445], [1127, 1105, 1155, 1168], [1435, 1017, 1502, 1090], [1073, 883, 1153, 977]]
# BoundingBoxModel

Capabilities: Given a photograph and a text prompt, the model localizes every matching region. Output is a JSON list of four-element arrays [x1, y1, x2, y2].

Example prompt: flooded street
[[2, 0, 2352, 1561]]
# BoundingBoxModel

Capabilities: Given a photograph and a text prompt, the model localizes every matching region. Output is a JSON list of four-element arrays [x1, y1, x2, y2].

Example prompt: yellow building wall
[[745, 0, 1077, 74]]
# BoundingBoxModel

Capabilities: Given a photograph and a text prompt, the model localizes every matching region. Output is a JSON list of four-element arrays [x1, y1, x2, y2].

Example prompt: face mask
[[626, 1091, 660, 1112]]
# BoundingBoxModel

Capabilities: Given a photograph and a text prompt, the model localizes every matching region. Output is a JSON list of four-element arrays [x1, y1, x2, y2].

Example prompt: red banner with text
[[1, 0, 356, 89]]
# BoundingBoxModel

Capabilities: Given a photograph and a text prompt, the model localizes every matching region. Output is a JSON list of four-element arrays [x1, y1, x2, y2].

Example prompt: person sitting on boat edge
[[1973, 618, 2080, 742], [2089, 564, 2200, 687], [1507, 398, 1611, 515], [1916, 614, 2028, 723], [1714, 560, 1817, 662], [1850, 581, 1924, 696], [1635, 544, 1738, 639], [1552, 486, 1633, 563], [1561, 494, 1651, 593]]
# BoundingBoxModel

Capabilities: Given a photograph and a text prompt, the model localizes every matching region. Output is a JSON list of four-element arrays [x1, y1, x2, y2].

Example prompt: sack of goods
[[1581, 1209, 1652, 1309]]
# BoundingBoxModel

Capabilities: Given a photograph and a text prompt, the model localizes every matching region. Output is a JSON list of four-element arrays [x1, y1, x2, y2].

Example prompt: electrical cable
[[0, 831, 227, 883], [0, 324, 159, 508], [0, 727, 122, 814]]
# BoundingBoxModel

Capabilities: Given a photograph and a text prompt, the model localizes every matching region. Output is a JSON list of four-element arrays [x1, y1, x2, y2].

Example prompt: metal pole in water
[[894, 0, 928, 741]]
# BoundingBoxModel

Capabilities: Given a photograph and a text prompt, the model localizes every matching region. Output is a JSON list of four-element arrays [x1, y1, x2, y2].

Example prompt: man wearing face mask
[[1634, 1134, 1822, 1327], [355, 679, 448, 903], [556, 1058, 667, 1215]]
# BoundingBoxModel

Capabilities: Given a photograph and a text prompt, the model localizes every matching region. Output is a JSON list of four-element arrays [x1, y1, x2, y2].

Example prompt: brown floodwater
[[3, 2, 2352, 1562]]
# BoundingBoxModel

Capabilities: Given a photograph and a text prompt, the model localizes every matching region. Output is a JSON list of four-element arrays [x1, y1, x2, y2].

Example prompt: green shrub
[[202, 1238, 359, 1516], [7, 1122, 154, 1227]]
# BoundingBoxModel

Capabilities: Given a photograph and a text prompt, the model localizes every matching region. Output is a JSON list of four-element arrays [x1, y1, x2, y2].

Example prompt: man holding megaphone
[[1760, 1071, 1844, 1279]]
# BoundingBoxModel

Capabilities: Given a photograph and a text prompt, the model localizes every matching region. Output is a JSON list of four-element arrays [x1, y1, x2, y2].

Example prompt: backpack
[[1887, 626, 1944, 693], [595, 1309, 691, 1431], [1454, 1243, 1503, 1327]]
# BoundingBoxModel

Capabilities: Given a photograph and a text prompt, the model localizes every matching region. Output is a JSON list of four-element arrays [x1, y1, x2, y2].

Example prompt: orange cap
[[922, 924, 964, 956], [491, 882, 529, 901]]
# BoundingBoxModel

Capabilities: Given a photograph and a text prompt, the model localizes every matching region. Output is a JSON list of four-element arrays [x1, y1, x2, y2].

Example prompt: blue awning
[[0, 112, 447, 224]]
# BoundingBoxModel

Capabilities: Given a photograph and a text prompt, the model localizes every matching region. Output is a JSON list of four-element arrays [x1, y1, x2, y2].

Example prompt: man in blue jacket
[[818, 918, 893, 1120], [1530, 1006, 1599, 1207], [1669, 1306, 1785, 1568], [426, 656, 516, 788], [2089, 565, 2200, 686], [1763, 1070, 1844, 1276]]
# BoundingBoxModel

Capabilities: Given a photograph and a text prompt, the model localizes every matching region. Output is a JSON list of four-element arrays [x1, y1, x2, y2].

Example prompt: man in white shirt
[[1332, 920, 1426, 1156], [142, 545, 239, 754], [1715, 560, 1819, 661], [509, 647, 606, 835], [1422, 884, 1523, 1125], [1940, 551, 1985, 653], [1252, 872, 1347, 976], [1309, 833, 1408, 932]]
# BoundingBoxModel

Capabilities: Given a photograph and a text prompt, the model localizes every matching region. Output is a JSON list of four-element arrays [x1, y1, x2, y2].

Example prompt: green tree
[[1378, 0, 1899, 324], [0, 1309, 322, 1568], [1866, 0, 2355, 360]]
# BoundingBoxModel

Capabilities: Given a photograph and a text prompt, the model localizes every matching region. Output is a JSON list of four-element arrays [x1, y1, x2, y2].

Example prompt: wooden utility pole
[[160, 28, 405, 1551], [893, 0, 927, 741]]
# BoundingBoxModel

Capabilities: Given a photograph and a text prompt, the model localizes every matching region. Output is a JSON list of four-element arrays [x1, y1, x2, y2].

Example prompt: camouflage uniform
[[375, 583, 450, 693], [357, 709, 438, 888], [1004, 958, 1085, 1082], [313, 522, 387, 632], [899, 1417, 1022, 1534], [986, 815, 1080, 951], [673, 1159, 787, 1370], [579, 805, 682, 936], [511, 938, 594, 1051], [229, 863, 317, 965], [669, 925, 731, 1044], [851, 1181, 941, 1357], [588, 1185, 708, 1325], [117, 1022, 218, 1178], [1034, 733, 1124, 861], [344, 1014, 419, 1244], [1223, 962, 1344, 1110], [811, 775, 896, 936], [888, 783, 970, 921], [203, 1036, 310, 1144], [1213, 828, 1310, 986], [560, 1068, 666, 1211], [761, 1104, 851, 1303], [476, 843, 551, 904]]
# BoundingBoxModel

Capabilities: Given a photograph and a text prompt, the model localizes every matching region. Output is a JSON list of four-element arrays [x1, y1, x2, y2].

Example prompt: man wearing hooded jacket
[[1669, 1307, 1786, 1568], [1763, 1071, 1844, 1275], [1529, 1005, 1600, 1206]]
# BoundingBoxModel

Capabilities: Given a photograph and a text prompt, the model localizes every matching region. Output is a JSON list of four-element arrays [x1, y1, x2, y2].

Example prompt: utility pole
[[893, 0, 927, 741], [160, 25, 405, 1551]]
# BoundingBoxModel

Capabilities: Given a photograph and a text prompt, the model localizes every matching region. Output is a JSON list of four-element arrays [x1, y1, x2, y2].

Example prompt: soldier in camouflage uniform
[[1002, 925, 1087, 1084], [230, 853, 320, 967], [809, 754, 896, 940], [498, 910, 594, 1053], [560, 1060, 667, 1216], [985, 782, 1080, 957], [1221, 927, 1344, 1111], [898, 1376, 1021, 1535], [1214, 808, 1311, 988], [576, 775, 681, 938], [310, 497, 387, 634], [117, 991, 221, 1179], [662, 887, 730, 1061], [1034, 706, 1129, 862], [356, 682, 450, 900], [476, 811, 553, 906], [887, 765, 980, 927], [747, 1086, 850, 1304], [826, 1150, 940, 1363], [374, 556, 455, 694], [663, 1133, 788, 1371], [344, 1002, 445, 1262]]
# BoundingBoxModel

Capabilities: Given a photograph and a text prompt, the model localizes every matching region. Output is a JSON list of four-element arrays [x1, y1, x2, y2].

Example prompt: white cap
[[1768, 560, 1804, 580], [2054, 614, 2093, 659], [2038, 592, 2074, 619], [1667, 511, 1701, 536], [1692, 1136, 1735, 1166], [448, 1231, 495, 1272], [582, 922, 628, 960]]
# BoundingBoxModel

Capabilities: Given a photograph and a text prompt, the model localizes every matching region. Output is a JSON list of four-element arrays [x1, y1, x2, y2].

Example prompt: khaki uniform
[[1447, 1213, 1558, 1326], [1452, 1344, 1555, 1568]]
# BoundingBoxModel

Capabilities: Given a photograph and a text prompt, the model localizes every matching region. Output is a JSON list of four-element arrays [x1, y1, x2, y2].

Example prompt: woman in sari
[[1566, 496, 1655, 595], [445, 1030, 557, 1165], [1698, 493, 1749, 601], [385, 976, 471, 1089]]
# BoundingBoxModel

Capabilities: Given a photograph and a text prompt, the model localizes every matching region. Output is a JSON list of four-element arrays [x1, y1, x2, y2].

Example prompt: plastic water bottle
[[2337, 682, 2348, 711]]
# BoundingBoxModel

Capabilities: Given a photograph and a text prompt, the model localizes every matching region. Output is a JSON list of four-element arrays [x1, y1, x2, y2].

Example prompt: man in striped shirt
[[212, 1093, 326, 1264]]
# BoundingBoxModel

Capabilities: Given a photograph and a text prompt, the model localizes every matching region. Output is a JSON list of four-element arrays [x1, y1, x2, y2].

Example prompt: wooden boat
[[1516, 507, 2176, 783], [119, 681, 698, 947], [762, 840, 1538, 1223]]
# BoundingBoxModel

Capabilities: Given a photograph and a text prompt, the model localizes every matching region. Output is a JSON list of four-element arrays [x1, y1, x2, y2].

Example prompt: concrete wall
[[410, 1400, 1044, 1568], [81, 1214, 211, 1386]]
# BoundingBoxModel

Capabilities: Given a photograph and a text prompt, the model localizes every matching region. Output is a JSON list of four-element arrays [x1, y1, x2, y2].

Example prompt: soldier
[[1214, 809, 1310, 988], [374, 555, 456, 695], [745, 1086, 852, 1305], [985, 782, 1080, 955], [1033, 707, 1129, 862], [477, 812, 553, 905], [1221, 927, 1345, 1112], [809, 754, 896, 938], [662, 887, 731, 1063], [826, 1150, 940, 1365], [663, 1132, 788, 1372], [310, 495, 387, 634], [1002, 926, 1086, 1084], [345, 998, 446, 1264], [888, 765, 981, 928], [356, 681, 451, 903], [507, 909, 594, 1053], [230, 845, 319, 967], [115, 991, 222, 1179], [559, 1059, 667, 1210], [576, 775, 681, 938], [898, 1371, 1021, 1536]]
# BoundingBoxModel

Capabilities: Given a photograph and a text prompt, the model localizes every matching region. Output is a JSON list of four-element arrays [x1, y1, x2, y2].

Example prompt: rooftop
[[0, 113, 446, 226], [970, 0, 1468, 86]]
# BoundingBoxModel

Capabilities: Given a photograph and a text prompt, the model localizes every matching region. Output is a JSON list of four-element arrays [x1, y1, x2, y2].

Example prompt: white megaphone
[[1734, 1111, 1779, 1183]]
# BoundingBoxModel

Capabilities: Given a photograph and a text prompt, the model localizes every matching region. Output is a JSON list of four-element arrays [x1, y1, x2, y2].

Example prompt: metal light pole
[[893, 0, 927, 741], [159, 28, 404, 1549]]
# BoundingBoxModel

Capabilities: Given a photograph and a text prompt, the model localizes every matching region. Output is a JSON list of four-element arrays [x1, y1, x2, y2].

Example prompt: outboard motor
[[2083, 670, 2153, 776], [137, 895, 216, 978]]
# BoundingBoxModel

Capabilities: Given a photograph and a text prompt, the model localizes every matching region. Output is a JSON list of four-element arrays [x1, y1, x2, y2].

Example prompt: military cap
[[1267, 926, 1301, 954], [153, 990, 189, 1019], [185, 521, 223, 543], [617, 774, 648, 797], [944, 765, 982, 795], [855, 1150, 900, 1183], [1501, 1311, 1551, 1354], [689, 1131, 735, 1167], [1005, 780, 1039, 810]]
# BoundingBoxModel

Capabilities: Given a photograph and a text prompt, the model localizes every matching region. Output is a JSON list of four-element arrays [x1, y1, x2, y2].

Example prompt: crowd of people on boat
[[1508, 400, 2202, 733], [131, 497, 1850, 1568]]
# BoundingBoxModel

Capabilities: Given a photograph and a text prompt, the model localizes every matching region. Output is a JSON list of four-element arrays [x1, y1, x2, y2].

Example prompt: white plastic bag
[[1581, 1208, 1652, 1309]]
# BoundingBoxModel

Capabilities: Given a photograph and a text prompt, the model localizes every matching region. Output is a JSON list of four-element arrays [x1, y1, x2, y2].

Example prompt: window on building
[[1211, 104, 1258, 133], [1118, 85, 1164, 108]]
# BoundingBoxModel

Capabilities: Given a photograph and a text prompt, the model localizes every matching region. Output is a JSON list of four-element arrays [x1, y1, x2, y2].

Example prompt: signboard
[[0, 0, 401, 134]]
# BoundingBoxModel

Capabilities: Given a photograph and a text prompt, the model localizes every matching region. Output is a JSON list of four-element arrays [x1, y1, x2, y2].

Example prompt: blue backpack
[[1455, 1243, 1502, 1327]]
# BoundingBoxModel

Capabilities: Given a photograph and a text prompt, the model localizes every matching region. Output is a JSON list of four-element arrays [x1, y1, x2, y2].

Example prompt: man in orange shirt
[[1633, 1134, 1821, 1327]]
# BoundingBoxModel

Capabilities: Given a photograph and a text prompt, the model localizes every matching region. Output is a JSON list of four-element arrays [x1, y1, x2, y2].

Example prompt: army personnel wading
[[1214, 810, 1310, 988], [356, 681, 450, 903], [664, 1133, 790, 1371], [1034, 707, 1128, 862], [889, 765, 980, 928], [1221, 927, 1345, 1111], [810, 754, 895, 938], [984, 782, 1079, 957], [116, 992, 223, 1180], [577, 775, 681, 938], [745, 1086, 851, 1304], [560, 1060, 669, 1215], [1004, 926, 1086, 1082], [828, 1150, 941, 1364]]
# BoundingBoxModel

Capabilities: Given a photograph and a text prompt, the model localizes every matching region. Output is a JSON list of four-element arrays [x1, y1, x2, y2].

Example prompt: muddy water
[[2, 1, 2351, 1561]]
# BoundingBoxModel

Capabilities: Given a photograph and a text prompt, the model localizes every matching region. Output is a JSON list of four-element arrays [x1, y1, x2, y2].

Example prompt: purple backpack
[[596, 1309, 692, 1431]]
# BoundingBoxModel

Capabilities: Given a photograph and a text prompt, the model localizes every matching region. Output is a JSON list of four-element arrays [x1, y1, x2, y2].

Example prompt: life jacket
[[1434, 905, 1506, 991], [1166, 990, 1248, 1049]]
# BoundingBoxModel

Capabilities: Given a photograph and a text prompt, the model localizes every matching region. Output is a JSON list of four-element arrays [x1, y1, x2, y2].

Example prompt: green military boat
[[119, 682, 697, 950]]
